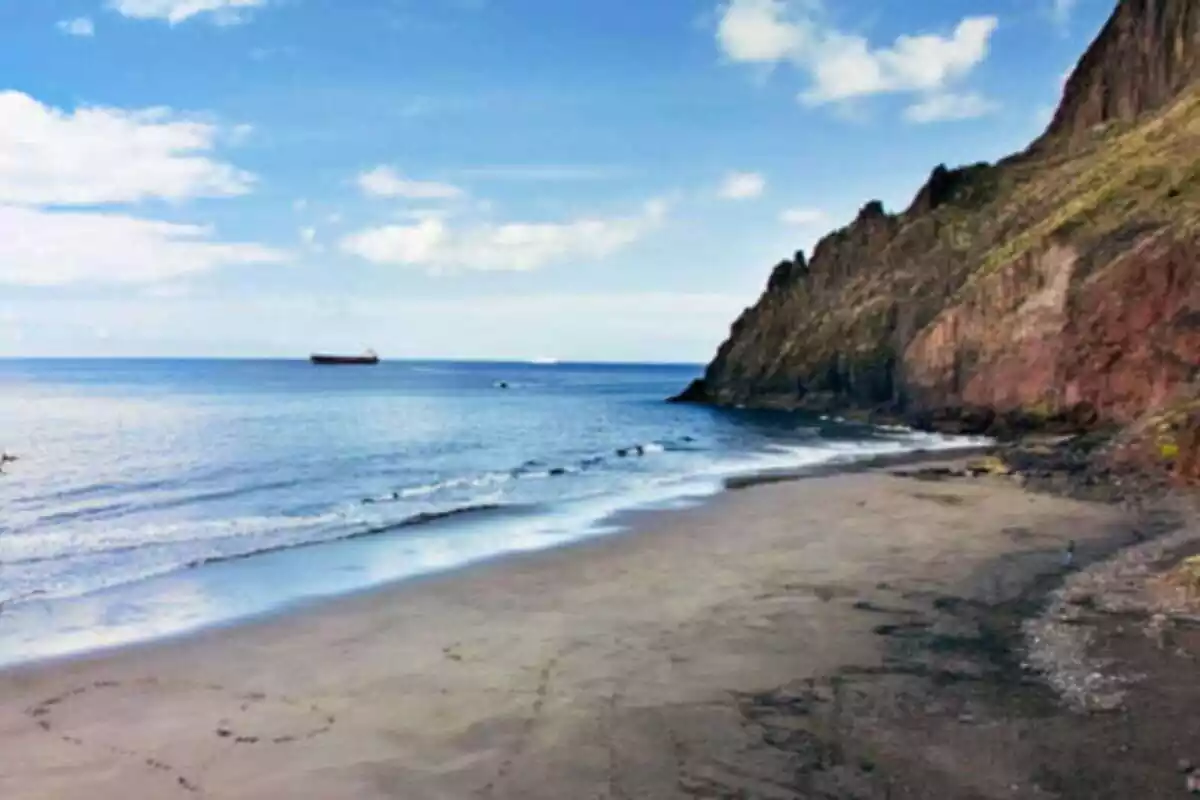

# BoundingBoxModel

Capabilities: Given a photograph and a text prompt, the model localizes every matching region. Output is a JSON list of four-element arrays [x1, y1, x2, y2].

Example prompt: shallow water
[[0, 359, 979, 665]]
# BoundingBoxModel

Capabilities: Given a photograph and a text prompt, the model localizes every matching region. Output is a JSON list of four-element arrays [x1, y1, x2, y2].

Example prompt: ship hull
[[310, 354, 380, 365]]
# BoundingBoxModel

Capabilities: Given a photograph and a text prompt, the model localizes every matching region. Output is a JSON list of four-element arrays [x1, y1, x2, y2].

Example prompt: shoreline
[[0, 439, 990, 674], [720, 442, 995, 490], [5, 452, 1193, 798]]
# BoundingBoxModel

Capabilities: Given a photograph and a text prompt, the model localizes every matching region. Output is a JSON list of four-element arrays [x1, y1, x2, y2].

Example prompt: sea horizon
[[0, 356, 705, 366]]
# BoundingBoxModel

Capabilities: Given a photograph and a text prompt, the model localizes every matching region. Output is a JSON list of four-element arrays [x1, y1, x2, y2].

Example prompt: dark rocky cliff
[[677, 0, 1200, 442]]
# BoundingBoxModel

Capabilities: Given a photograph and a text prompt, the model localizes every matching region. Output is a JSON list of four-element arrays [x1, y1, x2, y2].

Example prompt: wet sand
[[0, 462, 1184, 799]]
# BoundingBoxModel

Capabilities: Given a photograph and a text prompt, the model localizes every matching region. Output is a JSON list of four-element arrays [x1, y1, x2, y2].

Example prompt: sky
[[0, 0, 1115, 362]]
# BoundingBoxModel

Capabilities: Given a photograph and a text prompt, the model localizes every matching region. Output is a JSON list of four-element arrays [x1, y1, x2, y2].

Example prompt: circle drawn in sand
[[25, 679, 336, 794]]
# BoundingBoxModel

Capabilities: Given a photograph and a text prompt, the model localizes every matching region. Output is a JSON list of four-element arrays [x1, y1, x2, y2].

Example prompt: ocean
[[0, 359, 978, 666]]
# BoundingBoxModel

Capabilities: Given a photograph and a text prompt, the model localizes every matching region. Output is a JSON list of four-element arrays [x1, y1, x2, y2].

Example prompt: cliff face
[[681, 0, 1200, 435], [1040, 0, 1200, 147]]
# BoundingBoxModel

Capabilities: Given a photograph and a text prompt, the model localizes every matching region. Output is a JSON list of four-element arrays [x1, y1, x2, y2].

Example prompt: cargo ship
[[310, 349, 379, 365]]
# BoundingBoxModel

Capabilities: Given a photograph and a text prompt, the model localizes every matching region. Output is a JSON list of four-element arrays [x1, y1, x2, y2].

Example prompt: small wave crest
[[0, 510, 345, 568], [0, 501, 518, 607], [361, 438, 683, 506], [382, 471, 513, 501], [183, 502, 511, 570], [19, 478, 305, 533]]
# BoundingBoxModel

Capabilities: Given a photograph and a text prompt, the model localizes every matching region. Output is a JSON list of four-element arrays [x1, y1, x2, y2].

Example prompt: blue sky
[[0, 0, 1114, 361]]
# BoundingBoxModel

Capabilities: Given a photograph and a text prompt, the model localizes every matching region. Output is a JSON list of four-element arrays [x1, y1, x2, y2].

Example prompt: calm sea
[[0, 359, 977, 666]]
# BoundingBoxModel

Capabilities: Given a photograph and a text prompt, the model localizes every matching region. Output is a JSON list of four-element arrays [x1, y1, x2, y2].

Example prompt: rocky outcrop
[[1105, 391, 1200, 485], [678, 0, 1200, 437], [1039, 0, 1200, 148]]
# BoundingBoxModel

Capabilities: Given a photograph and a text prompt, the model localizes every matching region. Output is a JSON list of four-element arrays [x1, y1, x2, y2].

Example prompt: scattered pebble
[[1023, 520, 1200, 713]]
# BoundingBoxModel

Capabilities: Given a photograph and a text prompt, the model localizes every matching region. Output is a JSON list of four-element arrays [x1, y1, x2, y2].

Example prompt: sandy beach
[[0, 461, 1193, 799]]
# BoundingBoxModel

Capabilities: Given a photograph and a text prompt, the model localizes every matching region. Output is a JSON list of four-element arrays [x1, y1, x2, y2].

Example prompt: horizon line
[[0, 355, 705, 367]]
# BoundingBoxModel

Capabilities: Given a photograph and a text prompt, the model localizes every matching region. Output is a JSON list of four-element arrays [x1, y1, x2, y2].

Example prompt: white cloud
[[0, 91, 278, 286], [1050, 0, 1077, 25], [715, 1, 998, 109], [393, 207, 453, 223], [0, 206, 285, 286], [719, 171, 766, 200], [57, 17, 96, 37], [0, 91, 253, 206], [357, 166, 464, 200], [109, 0, 268, 25], [227, 123, 255, 144], [141, 284, 192, 298], [716, 0, 808, 62], [903, 91, 998, 123], [299, 227, 317, 245], [804, 18, 997, 104], [779, 207, 828, 226], [341, 199, 668, 273]]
